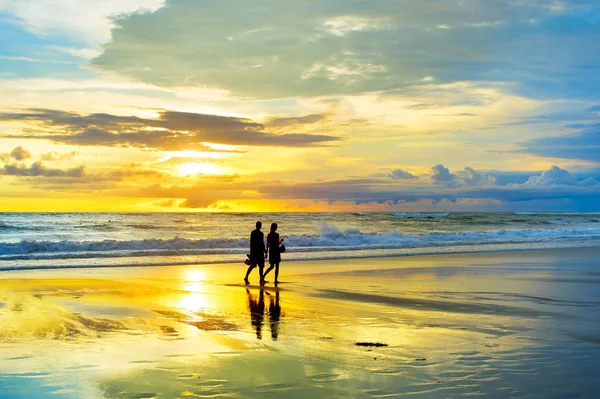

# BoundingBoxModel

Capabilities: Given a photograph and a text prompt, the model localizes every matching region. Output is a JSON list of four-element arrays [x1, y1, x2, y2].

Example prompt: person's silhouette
[[246, 288, 265, 339], [264, 223, 283, 286], [244, 221, 266, 285], [268, 291, 281, 340]]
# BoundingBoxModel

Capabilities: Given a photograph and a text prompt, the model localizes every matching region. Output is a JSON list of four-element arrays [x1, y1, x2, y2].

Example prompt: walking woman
[[263, 223, 283, 286]]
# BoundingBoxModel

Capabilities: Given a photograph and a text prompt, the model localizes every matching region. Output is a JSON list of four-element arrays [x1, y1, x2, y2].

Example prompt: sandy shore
[[1, 248, 600, 398]]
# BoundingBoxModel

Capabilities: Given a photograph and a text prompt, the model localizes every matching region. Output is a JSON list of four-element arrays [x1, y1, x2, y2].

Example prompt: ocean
[[2, 212, 600, 271]]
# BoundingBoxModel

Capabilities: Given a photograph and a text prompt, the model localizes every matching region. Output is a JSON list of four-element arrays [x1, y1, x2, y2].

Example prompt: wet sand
[[1, 248, 600, 398]]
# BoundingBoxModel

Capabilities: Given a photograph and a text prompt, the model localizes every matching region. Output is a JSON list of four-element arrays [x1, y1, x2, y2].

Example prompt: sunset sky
[[1, 0, 600, 212]]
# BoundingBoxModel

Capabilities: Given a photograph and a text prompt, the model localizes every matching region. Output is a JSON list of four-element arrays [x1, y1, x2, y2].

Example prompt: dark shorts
[[269, 251, 281, 265]]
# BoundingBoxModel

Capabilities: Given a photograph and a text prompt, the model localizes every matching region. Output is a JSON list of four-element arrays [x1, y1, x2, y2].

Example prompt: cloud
[[387, 169, 417, 180], [463, 167, 496, 187], [521, 165, 598, 187], [90, 0, 600, 100], [0, 109, 340, 150], [145, 165, 600, 210], [430, 164, 455, 183], [0, 156, 164, 189], [40, 151, 79, 161], [2, 161, 85, 177], [9, 146, 31, 161], [588, 105, 600, 112], [61, 163, 599, 210], [0, 0, 166, 44], [250, 167, 600, 210], [521, 123, 600, 162], [265, 113, 329, 128], [154, 198, 181, 208], [1, 146, 32, 162]]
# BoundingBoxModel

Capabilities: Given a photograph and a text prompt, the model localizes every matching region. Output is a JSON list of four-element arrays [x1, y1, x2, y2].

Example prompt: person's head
[[255, 221, 262, 230], [270, 222, 278, 233]]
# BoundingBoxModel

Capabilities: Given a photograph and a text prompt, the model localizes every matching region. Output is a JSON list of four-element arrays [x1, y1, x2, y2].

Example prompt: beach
[[2, 248, 600, 398]]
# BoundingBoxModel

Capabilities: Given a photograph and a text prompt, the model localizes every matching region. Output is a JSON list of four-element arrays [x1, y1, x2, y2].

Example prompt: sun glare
[[178, 293, 211, 313], [177, 162, 224, 176], [201, 142, 239, 151], [158, 150, 232, 162]]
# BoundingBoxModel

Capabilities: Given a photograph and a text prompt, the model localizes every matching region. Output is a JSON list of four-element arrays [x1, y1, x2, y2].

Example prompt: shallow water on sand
[[1, 249, 600, 398]]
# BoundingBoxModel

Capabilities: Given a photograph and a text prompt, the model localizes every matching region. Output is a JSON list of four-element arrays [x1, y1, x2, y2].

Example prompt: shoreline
[[3, 242, 600, 274], [3, 245, 600, 280]]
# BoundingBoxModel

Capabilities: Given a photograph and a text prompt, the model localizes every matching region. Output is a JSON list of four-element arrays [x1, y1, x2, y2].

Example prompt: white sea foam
[[4, 223, 600, 259], [514, 212, 600, 215], [392, 213, 450, 218], [5, 213, 600, 271], [2, 240, 600, 271]]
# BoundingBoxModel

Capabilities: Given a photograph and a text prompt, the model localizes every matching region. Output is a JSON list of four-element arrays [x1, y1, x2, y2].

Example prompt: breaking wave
[[4, 223, 600, 261], [392, 213, 450, 218]]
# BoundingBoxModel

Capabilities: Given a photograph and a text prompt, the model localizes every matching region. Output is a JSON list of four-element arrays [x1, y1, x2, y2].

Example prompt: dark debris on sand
[[355, 342, 388, 347]]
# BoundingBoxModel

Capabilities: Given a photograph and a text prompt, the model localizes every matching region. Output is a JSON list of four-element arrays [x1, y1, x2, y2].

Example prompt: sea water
[[2, 212, 600, 270]]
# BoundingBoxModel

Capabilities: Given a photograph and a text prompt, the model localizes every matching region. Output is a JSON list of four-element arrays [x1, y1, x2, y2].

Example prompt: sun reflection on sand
[[177, 269, 212, 313], [184, 269, 207, 284], [178, 292, 211, 314]]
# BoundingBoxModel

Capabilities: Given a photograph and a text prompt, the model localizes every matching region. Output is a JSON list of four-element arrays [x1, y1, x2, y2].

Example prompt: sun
[[177, 162, 224, 176]]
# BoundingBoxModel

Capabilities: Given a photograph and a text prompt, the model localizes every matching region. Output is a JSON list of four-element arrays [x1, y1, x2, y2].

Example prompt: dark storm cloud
[[0, 109, 341, 150]]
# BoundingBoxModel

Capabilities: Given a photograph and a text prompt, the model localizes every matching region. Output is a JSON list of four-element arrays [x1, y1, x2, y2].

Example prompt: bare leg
[[259, 267, 265, 285], [263, 265, 274, 280], [244, 265, 254, 284], [274, 263, 280, 285]]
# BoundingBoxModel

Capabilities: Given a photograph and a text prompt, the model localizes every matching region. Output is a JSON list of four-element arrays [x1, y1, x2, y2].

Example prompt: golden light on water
[[178, 269, 211, 312], [185, 269, 207, 283], [178, 292, 211, 313]]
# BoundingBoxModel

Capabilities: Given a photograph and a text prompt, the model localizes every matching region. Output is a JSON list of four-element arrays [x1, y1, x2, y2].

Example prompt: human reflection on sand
[[246, 288, 282, 340], [269, 291, 282, 340]]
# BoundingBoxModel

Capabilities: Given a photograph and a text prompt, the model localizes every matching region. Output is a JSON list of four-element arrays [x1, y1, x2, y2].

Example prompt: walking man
[[244, 221, 266, 285]]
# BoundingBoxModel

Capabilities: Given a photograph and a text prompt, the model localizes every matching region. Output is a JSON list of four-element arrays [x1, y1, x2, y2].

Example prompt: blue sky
[[1, 0, 600, 211]]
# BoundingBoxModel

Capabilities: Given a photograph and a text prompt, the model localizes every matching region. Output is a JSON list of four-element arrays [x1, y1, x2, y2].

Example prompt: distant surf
[[3, 212, 600, 271], [392, 213, 450, 218]]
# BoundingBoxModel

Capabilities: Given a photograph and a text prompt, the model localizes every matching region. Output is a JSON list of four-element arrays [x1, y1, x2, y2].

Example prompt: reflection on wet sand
[[1, 250, 600, 398], [246, 288, 283, 340], [246, 288, 265, 339], [269, 291, 281, 340]]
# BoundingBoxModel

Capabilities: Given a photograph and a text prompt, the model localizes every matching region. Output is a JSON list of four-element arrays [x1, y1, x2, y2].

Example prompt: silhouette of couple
[[246, 289, 281, 340], [244, 221, 284, 286]]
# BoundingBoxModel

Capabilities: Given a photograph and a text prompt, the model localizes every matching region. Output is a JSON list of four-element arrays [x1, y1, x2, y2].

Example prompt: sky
[[1, 0, 600, 212]]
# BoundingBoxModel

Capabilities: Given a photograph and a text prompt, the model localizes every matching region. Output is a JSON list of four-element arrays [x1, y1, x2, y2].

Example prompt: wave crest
[[392, 213, 450, 218], [4, 223, 600, 258]]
